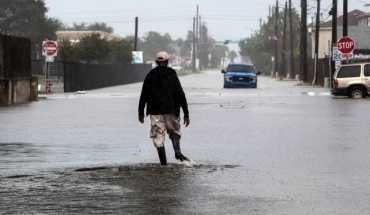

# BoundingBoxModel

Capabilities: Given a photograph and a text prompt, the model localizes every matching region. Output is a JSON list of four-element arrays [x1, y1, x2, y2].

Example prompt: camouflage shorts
[[150, 114, 181, 148]]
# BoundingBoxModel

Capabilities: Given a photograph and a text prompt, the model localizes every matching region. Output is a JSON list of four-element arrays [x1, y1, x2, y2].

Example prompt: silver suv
[[331, 63, 370, 98]]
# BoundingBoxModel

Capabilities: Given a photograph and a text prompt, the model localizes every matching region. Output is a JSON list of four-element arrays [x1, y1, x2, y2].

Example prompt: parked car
[[221, 63, 261, 88], [331, 63, 370, 98], [171, 64, 183, 72]]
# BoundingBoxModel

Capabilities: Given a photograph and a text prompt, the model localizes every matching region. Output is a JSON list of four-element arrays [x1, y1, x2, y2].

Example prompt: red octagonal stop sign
[[337, 36, 355, 54]]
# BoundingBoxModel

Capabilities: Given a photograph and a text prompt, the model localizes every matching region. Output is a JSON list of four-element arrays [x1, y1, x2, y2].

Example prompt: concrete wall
[[0, 78, 36, 105], [12, 79, 31, 104], [0, 80, 9, 104], [30, 76, 38, 101], [0, 35, 34, 105]]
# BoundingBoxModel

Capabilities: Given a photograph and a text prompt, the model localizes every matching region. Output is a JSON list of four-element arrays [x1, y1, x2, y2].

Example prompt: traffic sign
[[42, 41, 58, 57], [332, 47, 343, 61], [337, 36, 355, 55], [223, 40, 246, 45], [342, 53, 353, 58], [332, 47, 354, 61], [132, 51, 143, 64], [46, 56, 54, 62]]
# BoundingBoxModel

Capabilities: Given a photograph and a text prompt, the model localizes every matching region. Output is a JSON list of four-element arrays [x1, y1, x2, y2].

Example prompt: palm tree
[[228, 50, 238, 63]]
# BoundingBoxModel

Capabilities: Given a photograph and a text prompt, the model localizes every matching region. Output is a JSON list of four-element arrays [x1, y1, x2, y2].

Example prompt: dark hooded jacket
[[138, 66, 189, 118]]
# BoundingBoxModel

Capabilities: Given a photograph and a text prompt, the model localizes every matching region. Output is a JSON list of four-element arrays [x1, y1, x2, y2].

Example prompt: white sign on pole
[[46, 56, 54, 62], [333, 47, 354, 61], [132, 51, 143, 64], [332, 47, 344, 61]]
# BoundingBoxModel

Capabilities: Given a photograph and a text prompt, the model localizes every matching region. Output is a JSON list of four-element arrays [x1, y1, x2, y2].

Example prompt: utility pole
[[289, 0, 294, 80], [275, 0, 279, 77], [282, 1, 287, 78], [199, 15, 202, 69], [196, 5, 199, 66], [330, 0, 337, 88], [343, 0, 348, 36], [301, 0, 308, 82], [134, 17, 138, 51], [269, 5, 271, 17], [314, 0, 320, 85], [193, 17, 196, 72], [260, 18, 263, 31], [312, 16, 314, 30]]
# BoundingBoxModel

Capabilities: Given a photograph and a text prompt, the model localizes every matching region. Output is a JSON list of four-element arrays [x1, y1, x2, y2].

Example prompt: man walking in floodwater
[[138, 51, 190, 166]]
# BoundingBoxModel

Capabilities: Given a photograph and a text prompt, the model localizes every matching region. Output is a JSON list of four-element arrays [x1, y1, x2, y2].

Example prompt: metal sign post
[[42, 40, 58, 93], [45, 58, 48, 92]]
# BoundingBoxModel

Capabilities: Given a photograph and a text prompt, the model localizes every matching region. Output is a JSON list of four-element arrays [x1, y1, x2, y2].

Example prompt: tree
[[107, 39, 133, 63], [198, 24, 215, 68], [87, 22, 114, 33], [239, 7, 301, 75], [210, 45, 229, 68], [68, 22, 87, 31], [58, 39, 78, 62], [0, 0, 64, 59], [58, 34, 132, 64], [228, 50, 238, 63], [175, 38, 184, 46], [0, 0, 61, 41], [75, 33, 110, 64], [60, 22, 114, 33], [141, 31, 174, 61], [181, 30, 193, 57]]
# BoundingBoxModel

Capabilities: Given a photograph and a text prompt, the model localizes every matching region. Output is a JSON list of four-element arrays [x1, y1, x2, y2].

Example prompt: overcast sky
[[44, 0, 368, 53]]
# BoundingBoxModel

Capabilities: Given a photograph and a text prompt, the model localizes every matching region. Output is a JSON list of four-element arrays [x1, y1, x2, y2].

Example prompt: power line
[[202, 15, 262, 18], [61, 13, 262, 20], [203, 17, 260, 21], [56, 5, 196, 15], [65, 16, 259, 23], [63, 18, 194, 24], [56, 6, 273, 17], [358, 0, 370, 4], [62, 15, 194, 22]]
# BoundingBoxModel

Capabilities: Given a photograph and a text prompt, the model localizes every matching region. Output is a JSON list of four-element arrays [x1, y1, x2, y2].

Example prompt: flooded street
[[1, 71, 370, 214]]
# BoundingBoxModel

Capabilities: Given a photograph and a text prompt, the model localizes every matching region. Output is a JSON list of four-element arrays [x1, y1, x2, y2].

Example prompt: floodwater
[[1, 72, 370, 214]]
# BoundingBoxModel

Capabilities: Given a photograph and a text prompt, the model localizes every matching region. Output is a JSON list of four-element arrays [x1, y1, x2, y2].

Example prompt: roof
[[320, 9, 366, 27]]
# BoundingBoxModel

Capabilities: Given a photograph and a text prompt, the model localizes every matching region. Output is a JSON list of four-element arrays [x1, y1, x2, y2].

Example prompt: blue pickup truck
[[222, 63, 261, 88]]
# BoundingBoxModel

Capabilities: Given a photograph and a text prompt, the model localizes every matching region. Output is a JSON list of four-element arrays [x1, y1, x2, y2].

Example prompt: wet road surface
[[1, 71, 370, 214]]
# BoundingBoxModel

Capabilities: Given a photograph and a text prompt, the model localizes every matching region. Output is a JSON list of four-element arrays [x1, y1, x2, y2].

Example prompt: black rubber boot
[[157, 146, 167, 166], [170, 133, 189, 162]]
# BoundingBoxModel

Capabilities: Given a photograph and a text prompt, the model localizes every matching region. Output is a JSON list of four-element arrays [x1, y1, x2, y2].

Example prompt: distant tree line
[[238, 6, 309, 75], [0, 0, 230, 67]]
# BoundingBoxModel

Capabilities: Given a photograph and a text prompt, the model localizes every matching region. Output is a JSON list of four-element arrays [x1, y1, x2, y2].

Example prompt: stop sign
[[42, 41, 58, 57], [337, 36, 355, 54]]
